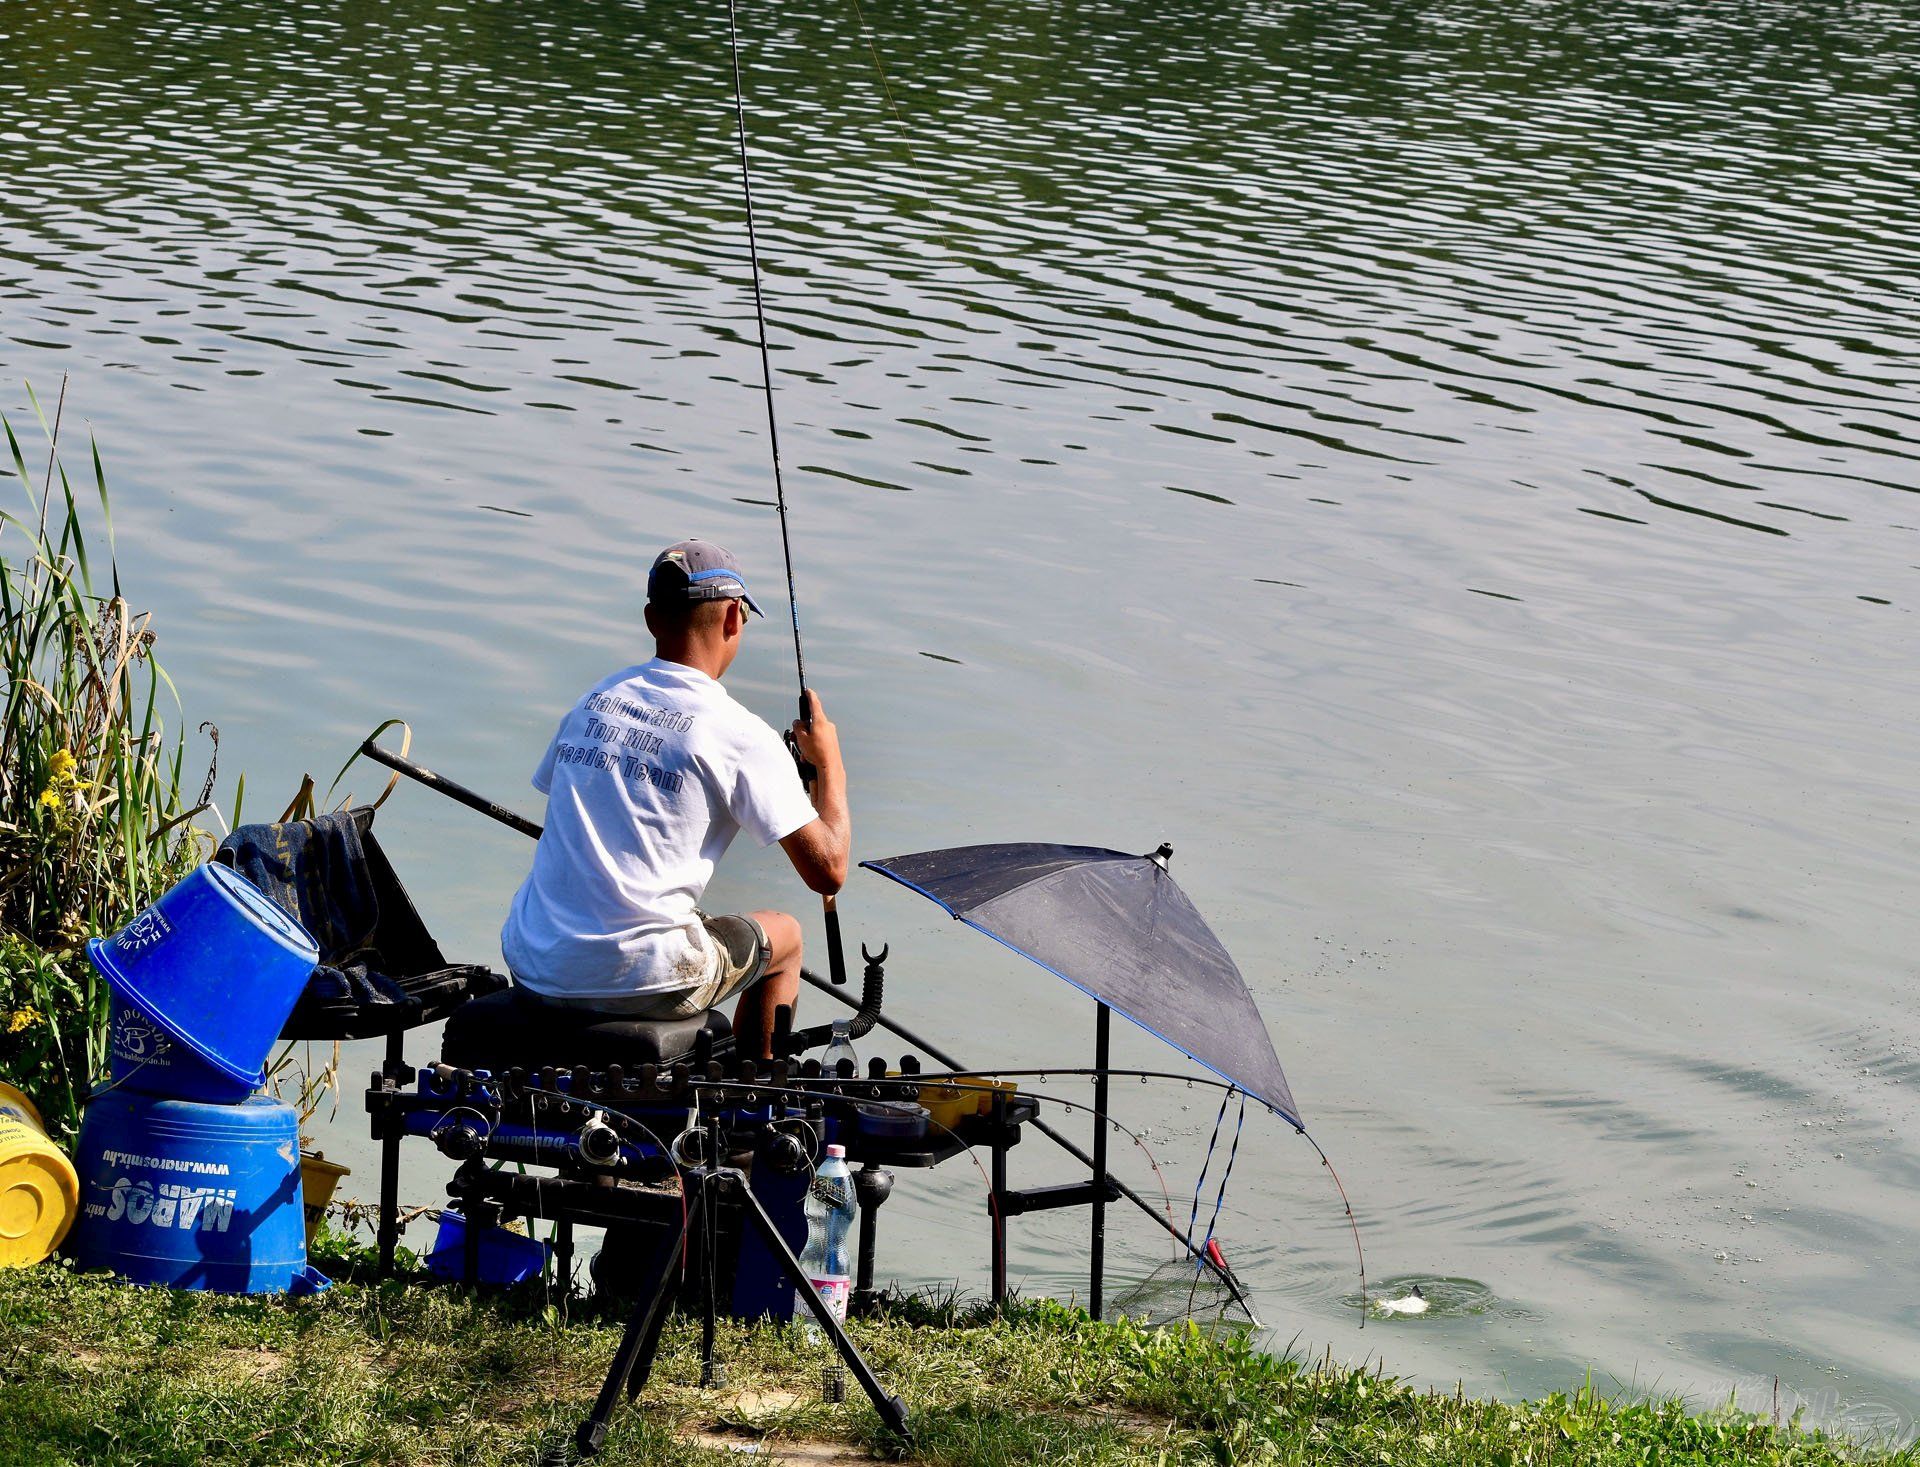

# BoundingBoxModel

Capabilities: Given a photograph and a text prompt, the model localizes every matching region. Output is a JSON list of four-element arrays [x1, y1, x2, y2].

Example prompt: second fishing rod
[[726, 0, 849, 990]]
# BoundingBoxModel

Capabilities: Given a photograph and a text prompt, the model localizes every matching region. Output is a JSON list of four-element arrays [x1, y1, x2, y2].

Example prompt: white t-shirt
[[501, 658, 818, 1000]]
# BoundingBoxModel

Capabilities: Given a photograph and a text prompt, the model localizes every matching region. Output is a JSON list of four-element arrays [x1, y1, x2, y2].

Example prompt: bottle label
[[806, 1273, 851, 1324], [809, 1175, 853, 1210]]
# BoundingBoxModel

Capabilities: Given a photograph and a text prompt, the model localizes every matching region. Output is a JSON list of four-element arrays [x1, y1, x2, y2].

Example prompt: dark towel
[[215, 808, 504, 1039], [217, 809, 413, 1015]]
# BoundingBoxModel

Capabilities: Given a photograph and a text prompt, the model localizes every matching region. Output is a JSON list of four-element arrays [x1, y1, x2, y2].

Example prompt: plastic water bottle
[[796, 1143, 855, 1335], [822, 1019, 859, 1078]]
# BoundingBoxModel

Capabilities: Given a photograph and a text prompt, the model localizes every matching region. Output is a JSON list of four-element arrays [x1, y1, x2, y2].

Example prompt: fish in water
[[1375, 1284, 1429, 1316]]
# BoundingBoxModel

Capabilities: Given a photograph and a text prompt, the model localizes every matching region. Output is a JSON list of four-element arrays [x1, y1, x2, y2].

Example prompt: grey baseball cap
[[647, 538, 765, 617]]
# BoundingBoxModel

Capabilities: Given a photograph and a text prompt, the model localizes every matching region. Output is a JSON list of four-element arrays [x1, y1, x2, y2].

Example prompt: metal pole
[[1091, 1001, 1110, 1321], [729, 1172, 911, 1441], [359, 739, 543, 839], [990, 1089, 1008, 1305], [852, 1162, 892, 1312], [376, 1030, 404, 1277], [569, 1185, 702, 1460], [699, 1179, 720, 1386]]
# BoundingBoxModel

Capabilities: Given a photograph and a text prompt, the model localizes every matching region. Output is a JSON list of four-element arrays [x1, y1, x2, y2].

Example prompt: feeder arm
[[775, 945, 885, 1059]]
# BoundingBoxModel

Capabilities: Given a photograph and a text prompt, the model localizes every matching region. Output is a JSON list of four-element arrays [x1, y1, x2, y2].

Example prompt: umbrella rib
[[861, 849, 1132, 914], [950, 913, 1303, 1130], [861, 862, 966, 919]]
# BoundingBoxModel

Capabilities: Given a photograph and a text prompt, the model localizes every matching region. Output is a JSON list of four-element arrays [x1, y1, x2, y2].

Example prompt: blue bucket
[[87, 864, 319, 1102], [425, 1210, 549, 1287], [71, 1090, 328, 1295], [106, 996, 256, 1105]]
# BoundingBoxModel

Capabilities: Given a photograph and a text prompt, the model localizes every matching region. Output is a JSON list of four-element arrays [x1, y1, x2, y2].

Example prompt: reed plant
[[0, 386, 222, 1137]]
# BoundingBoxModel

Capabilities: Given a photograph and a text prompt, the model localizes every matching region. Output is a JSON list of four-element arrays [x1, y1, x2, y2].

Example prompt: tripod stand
[[562, 1158, 912, 1461]]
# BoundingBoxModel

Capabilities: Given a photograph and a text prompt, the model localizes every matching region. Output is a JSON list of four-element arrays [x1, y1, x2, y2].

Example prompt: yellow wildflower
[[47, 749, 76, 780], [36, 788, 62, 811], [6, 1008, 38, 1034]]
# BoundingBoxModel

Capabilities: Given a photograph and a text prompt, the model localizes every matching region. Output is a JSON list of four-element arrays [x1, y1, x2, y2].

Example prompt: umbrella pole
[[1091, 1001, 1110, 1320]]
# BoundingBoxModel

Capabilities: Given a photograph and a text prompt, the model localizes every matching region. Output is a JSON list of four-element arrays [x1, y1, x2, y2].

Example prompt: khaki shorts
[[525, 913, 771, 1020]]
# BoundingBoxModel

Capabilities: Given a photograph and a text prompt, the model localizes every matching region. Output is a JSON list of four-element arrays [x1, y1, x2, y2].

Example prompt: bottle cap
[[825, 1143, 846, 1158]]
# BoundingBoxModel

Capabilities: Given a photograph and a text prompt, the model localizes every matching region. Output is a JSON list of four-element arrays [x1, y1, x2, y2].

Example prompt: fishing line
[[915, 1109, 996, 1219], [1186, 1085, 1234, 1261], [839, 0, 970, 277], [773, 1067, 1361, 1319], [999, 1084, 1233, 1320], [844, 0, 927, 179], [913, 1088, 1176, 1309], [1006, 1088, 1177, 1242], [1202, 1091, 1245, 1256], [1186, 1090, 1246, 1319], [1301, 1130, 1366, 1326], [724, 0, 807, 706]]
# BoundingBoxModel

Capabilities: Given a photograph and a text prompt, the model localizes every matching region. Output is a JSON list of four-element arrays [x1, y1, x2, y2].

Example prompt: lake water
[[5, 0, 1918, 1434]]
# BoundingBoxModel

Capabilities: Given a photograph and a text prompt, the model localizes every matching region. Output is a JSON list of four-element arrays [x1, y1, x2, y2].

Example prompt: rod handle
[[823, 894, 849, 987]]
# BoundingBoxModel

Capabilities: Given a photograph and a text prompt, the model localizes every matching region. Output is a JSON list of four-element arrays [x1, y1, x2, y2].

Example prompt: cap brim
[[743, 592, 765, 617]]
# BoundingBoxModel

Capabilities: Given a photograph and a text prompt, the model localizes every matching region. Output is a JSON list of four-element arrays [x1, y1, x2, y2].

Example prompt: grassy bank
[[0, 1242, 1909, 1467]]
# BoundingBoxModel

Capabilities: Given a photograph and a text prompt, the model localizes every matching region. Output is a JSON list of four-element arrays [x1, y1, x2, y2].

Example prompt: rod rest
[[374, 1056, 931, 1131], [367, 1052, 951, 1183], [775, 945, 886, 1058]]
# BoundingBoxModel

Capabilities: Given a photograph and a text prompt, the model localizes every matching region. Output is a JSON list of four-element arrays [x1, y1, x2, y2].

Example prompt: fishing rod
[[724, 0, 848, 990], [350, 738, 1262, 1315]]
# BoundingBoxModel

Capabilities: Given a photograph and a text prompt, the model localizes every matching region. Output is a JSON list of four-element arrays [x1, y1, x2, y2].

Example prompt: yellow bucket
[[0, 1080, 80, 1267], [893, 1071, 972, 1132], [917, 1085, 972, 1131], [300, 1151, 350, 1245]]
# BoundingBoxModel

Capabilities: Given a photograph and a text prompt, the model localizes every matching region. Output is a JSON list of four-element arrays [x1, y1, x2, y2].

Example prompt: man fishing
[[500, 538, 849, 1059]]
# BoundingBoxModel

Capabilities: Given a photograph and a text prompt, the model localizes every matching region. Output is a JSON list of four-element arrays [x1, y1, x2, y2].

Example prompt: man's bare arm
[[779, 690, 849, 894]]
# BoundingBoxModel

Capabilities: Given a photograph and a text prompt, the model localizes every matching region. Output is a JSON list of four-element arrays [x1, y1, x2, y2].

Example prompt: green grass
[[0, 1244, 1909, 1467]]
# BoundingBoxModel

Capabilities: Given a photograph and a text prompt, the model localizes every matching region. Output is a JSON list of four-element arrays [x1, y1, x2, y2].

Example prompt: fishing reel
[[759, 1117, 817, 1177], [782, 727, 817, 788], [575, 1112, 623, 1168], [670, 1113, 817, 1177]]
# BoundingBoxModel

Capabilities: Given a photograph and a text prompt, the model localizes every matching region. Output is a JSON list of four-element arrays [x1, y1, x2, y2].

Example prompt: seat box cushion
[[440, 987, 732, 1071]]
